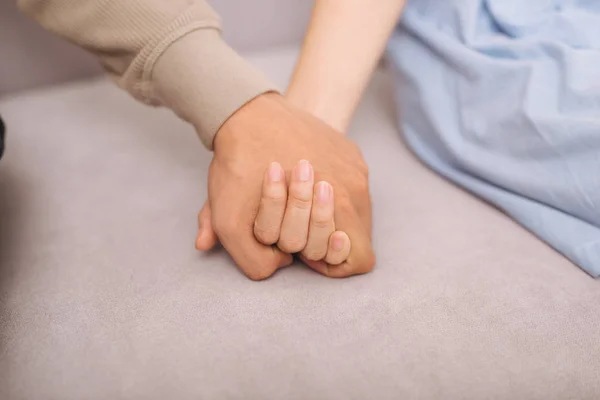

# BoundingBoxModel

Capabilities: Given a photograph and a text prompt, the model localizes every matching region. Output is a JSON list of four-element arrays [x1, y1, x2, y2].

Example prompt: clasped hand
[[194, 93, 374, 280]]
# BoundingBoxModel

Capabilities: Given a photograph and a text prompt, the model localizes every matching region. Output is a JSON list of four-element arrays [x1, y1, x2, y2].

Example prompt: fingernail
[[295, 160, 312, 182], [332, 235, 344, 251], [268, 162, 282, 182], [316, 182, 331, 204]]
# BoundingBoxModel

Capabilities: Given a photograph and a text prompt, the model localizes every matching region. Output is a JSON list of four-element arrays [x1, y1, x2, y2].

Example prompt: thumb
[[195, 200, 219, 251]]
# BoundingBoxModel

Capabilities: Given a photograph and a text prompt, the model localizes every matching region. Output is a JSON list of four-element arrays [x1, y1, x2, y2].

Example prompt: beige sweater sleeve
[[18, 0, 278, 149]]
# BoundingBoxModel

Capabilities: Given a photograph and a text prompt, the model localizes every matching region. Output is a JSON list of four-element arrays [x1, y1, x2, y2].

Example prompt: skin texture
[[195, 93, 373, 280]]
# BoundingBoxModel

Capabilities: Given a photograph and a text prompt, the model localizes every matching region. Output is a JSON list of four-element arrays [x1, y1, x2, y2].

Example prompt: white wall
[[0, 0, 311, 95]]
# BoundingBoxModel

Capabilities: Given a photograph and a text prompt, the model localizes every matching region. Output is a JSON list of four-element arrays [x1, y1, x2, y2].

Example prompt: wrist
[[285, 84, 350, 133], [213, 92, 284, 154]]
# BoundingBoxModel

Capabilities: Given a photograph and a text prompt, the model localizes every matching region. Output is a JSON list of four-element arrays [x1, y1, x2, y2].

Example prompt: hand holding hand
[[253, 160, 352, 265], [195, 93, 374, 280]]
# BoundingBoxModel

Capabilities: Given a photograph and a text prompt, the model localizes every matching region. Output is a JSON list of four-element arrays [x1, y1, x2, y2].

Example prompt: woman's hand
[[253, 160, 351, 267], [286, 0, 406, 132], [195, 159, 353, 275]]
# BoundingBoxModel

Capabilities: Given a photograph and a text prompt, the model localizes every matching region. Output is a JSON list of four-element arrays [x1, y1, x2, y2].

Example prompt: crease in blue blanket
[[387, 0, 600, 277]]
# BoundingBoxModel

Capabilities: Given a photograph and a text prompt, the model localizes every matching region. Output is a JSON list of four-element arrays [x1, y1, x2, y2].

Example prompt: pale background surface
[[0, 0, 312, 95]]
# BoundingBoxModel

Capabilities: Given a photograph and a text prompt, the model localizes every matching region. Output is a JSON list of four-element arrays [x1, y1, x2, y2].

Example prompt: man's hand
[[195, 93, 374, 280]]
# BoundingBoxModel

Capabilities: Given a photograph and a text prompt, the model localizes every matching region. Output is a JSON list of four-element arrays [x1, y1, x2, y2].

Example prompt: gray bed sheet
[[1, 49, 599, 400]]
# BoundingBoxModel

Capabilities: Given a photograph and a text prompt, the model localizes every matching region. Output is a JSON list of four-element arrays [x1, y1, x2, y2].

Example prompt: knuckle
[[253, 224, 279, 244], [310, 217, 332, 230], [302, 248, 326, 261], [355, 251, 376, 274], [263, 193, 287, 206], [289, 197, 313, 211], [289, 181, 313, 198], [245, 265, 276, 281], [277, 237, 307, 253]]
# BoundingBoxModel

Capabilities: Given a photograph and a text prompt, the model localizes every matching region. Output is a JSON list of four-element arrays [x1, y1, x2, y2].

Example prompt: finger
[[222, 233, 293, 280], [324, 230, 351, 265], [298, 253, 329, 275], [298, 231, 351, 277], [277, 160, 314, 253], [302, 257, 357, 278], [300, 253, 363, 279], [195, 201, 218, 251], [324, 200, 375, 277], [254, 162, 287, 245], [301, 181, 335, 261], [217, 211, 293, 281], [305, 199, 374, 278]]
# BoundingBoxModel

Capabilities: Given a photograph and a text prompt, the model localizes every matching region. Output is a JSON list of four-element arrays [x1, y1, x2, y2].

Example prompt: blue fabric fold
[[387, 0, 600, 276]]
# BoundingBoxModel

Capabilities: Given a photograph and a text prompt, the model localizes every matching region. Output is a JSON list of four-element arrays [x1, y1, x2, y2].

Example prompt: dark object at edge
[[0, 115, 4, 160]]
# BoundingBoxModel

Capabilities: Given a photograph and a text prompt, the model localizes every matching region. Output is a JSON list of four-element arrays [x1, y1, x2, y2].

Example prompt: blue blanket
[[387, 0, 600, 276]]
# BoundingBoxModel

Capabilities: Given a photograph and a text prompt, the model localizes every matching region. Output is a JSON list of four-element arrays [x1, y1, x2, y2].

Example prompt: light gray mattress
[[1, 48, 598, 400]]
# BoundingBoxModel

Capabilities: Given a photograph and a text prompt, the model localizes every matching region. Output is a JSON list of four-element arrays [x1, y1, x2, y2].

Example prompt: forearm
[[18, 0, 277, 149], [287, 0, 406, 132]]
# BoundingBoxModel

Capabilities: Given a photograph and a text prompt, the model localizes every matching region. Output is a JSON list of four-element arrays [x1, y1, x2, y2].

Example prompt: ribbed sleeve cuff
[[150, 29, 279, 149]]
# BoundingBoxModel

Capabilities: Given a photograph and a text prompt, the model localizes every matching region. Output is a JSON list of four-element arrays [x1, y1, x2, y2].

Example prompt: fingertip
[[266, 161, 284, 184], [333, 230, 351, 249], [326, 230, 351, 265], [331, 232, 346, 251], [195, 215, 219, 252], [195, 234, 209, 251], [292, 159, 314, 183], [261, 162, 287, 202], [315, 181, 333, 206], [195, 233, 203, 250], [195, 230, 217, 251]]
